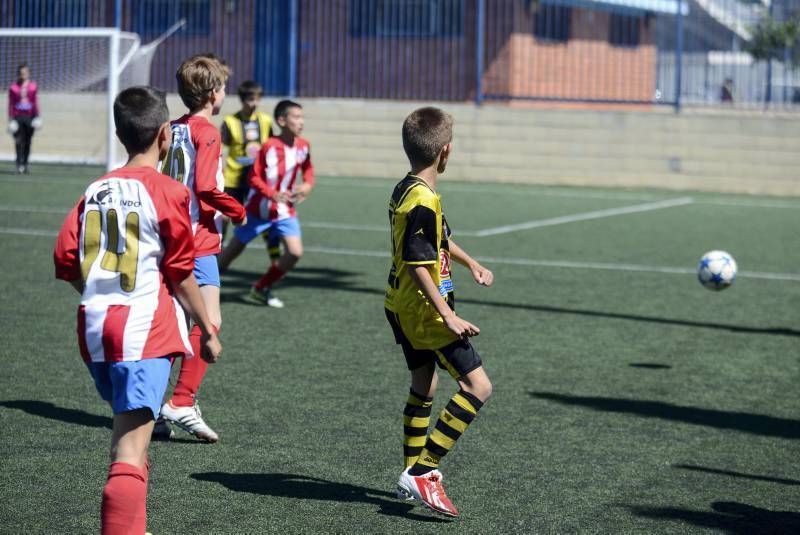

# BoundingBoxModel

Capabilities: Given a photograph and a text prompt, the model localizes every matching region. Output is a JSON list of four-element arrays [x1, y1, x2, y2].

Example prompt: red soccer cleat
[[397, 467, 459, 517]]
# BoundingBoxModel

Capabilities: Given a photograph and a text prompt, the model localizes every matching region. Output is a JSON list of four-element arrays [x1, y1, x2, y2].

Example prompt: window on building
[[609, 13, 641, 47], [14, 0, 89, 27], [349, 0, 464, 38], [133, 0, 211, 38], [534, 4, 571, 43]]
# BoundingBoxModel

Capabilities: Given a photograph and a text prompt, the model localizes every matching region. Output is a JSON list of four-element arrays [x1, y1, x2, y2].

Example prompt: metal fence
[[1, 0, 798, 110]]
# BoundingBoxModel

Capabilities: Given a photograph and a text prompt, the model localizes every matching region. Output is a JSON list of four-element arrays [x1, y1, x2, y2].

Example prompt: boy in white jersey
[[53, 86, 221, 534], [158, 55, 246, 442], [218, 99, 315, 307]]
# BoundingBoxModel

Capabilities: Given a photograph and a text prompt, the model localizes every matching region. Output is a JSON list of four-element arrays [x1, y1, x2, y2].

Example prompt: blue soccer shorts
[[233, 215, 301, 245], [86, 357, 172, 420], [194, 254, 221, 287]]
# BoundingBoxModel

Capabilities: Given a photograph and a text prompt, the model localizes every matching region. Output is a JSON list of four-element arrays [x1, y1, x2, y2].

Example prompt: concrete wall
[[2, 94, 799, 196]]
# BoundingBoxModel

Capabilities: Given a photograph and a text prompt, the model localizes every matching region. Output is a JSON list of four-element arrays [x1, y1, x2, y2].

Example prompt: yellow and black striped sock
[[410, 390, 484, 475], [403, 390, 434, 468]]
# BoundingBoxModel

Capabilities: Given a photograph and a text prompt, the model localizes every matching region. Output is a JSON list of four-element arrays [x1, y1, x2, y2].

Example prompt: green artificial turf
[[0, 162, 798, 533]]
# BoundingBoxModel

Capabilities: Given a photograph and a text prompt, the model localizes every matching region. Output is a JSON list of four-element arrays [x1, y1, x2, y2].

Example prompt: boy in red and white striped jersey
[[218, 99, 315, 308], [158, 55, 247, 442], [54, 86, 221, 535]]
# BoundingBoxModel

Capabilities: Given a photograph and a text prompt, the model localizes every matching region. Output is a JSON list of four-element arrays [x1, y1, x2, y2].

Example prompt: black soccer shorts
[[385, 309, 483, 379]]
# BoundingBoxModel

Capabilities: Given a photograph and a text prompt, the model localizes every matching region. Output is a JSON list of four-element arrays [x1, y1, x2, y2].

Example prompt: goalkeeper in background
[[7, 63, 41, 174]]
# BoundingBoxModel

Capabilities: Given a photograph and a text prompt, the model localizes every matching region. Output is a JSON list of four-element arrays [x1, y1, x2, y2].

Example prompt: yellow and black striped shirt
[[385, 174, 457, 350]]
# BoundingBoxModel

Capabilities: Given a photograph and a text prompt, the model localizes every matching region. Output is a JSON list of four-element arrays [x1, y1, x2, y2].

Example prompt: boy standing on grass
[[218, 99, 314, 308], [158, 55, 247, 442], [53, 86, 221, 534], [386, 107, 494, 517], [220, 80, 277, 254]]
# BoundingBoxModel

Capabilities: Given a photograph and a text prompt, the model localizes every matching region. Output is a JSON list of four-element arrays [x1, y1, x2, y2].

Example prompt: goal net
[[0, 24, 180, 169]]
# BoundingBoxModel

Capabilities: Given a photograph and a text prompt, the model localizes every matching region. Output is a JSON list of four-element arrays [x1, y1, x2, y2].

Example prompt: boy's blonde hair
[[176, 54, 230, 110], [402, 107, 453, 168]]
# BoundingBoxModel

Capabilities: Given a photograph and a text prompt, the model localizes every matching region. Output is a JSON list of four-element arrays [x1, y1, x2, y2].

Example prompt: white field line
[[0, 226, 58, 237], [0, 205, 389, 233], [2, 175, 799, 208], [300, 245, 800, 282], [473, 197, 695, 237], [4, 226, 798, 282]]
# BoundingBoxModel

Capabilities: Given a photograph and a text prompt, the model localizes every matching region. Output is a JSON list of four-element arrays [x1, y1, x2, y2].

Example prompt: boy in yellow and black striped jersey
[[387, 107, 494, 517]]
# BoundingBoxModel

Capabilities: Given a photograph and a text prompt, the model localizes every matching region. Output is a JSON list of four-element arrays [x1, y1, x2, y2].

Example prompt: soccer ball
[[697, 250, 737, 291]]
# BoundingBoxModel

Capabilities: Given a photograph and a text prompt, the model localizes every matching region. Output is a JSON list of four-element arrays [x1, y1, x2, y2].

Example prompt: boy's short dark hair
[[238, 80, 263, 101], [274, 99, 302, 121], [402, 107, 453, 167], [114, 86, 169, 154], [176, 54, 230, 110]]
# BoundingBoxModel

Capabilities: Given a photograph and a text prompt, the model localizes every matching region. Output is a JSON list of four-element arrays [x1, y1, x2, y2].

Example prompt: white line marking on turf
[[2, 176, 799, 208], [300, 245, 800, 282], [473, 197, 695, 237], [4, 226, 798, 282], [0, 226, 57, 237], [0, 205, 389, 232], [694, 199, 800, 209]]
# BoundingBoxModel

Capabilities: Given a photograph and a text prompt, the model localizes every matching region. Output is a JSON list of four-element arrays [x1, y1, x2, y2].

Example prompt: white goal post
[[0, 23, 183, 170]]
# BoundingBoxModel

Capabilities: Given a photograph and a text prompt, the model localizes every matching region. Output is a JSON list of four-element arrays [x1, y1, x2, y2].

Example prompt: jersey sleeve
[[249, 144, 276, 199], [30, 83, 39, 118], [53, 197, 85, 281], [402, 204, 438, 265], [220, 121, 231, 146], [301, 144, 315, 186], [158, 184, 196, 282], [193, 126, 246, 222]]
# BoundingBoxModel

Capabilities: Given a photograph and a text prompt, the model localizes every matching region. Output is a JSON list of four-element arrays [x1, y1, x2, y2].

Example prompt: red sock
[[171, 324, 209, 407], [101, 462, 147, 535], [254, 265, 285, 290]]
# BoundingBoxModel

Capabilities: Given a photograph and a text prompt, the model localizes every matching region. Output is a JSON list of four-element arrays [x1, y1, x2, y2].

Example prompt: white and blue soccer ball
[[697, 250, 737, 291]]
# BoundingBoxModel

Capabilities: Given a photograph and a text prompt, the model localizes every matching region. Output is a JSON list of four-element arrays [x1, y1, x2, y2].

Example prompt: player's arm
[[160, 186, 221, 362], [53, 197, 85, 294], [403, 204, 479, 338], [173, 276, 221, 363], [449, 239, 493, 287], [249, 145, 288, 203], [293, 148, 315, 203], [31, 84, 39, 119], [8, 88, 14, 119], [408, 266, 479, 338], [194, 128, 247, 224]]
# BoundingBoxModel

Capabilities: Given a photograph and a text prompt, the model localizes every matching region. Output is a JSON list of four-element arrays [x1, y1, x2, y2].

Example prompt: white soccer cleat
[[248, 287, 285, 308], [265, 291, 285, 308], [397, 468, 459, 517], [160, 401, 219, 443]]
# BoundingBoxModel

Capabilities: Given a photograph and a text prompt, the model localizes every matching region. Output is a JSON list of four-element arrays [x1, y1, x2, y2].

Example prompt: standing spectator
[[7, 63, 40, 174], [720, 77, 734, 104]]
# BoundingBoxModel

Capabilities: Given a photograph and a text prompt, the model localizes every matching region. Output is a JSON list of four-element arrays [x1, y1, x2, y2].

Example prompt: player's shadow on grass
[[629, 363, 672, 369], [627, 501, 800, 534], [530, 392, 800, 439], [222, 269, 799, 337], [673, 464, 800, 486], [191, 472, 449, 523], [219, 267, 363, 304], [0, 400, 111, 428]]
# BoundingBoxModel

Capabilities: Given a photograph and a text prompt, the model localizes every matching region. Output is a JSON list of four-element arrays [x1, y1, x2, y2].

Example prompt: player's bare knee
[[460, 373, 492, 402]]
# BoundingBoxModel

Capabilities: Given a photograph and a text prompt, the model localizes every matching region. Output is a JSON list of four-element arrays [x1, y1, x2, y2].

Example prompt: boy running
[[387, 107, 494, 517], [218, 99, 314, 308], [158, 55, 246, 442], [53, 86, 221, 534]]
